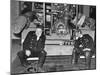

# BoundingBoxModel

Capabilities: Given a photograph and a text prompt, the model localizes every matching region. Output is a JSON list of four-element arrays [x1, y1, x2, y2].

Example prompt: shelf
[[34, 2, 43, 9], [46, 12, 51, 14]]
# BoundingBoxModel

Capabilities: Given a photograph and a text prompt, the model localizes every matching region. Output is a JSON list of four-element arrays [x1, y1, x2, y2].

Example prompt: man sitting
[[72, 30, 94, 69], [17, 25, 47, 71]]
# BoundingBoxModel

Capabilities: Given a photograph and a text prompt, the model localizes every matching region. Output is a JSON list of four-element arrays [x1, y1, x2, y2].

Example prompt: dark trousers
[[72, 48, 92, 69], [17, 50, 47, 68]]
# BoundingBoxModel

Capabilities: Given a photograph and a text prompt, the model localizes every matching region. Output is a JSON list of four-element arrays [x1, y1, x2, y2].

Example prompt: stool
[[26, 57, 40, 73], [26, 57, 39, 66], [80, 55, 95, 59], [79, 52, 95, 69], [27, 57, 39, 61]]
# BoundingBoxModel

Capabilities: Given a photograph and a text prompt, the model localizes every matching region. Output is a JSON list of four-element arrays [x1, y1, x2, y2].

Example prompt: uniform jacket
[[74, 34, 94, 51], [23, 31, 46, 53]]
